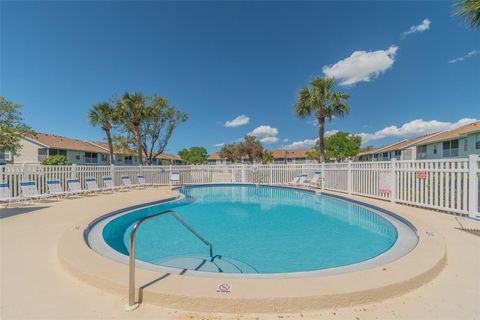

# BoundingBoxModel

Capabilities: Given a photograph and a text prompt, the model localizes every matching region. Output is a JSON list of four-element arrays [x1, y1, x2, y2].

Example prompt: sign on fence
[[416, 171, 428, 179], [378, 171, 392, 194]]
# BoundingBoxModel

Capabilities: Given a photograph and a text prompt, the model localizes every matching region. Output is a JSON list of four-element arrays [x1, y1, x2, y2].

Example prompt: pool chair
[[120, 175, 137, 189], [170, 172, 180, 185], [67, 178, 88, 195], [19, 180, 52, 202], [46, 179, 70, 199], [136, 175, 150, 188], [295, 174, 309, 186], [85, 177, 102, 193], [306, 172, 322, 188], [0, 183, 22, 207], [288, 175, 302, 185], [103, 176, 120, 191]]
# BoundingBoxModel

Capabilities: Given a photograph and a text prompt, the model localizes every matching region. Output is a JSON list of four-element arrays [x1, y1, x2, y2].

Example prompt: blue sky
[[1, 1, 479, 154]]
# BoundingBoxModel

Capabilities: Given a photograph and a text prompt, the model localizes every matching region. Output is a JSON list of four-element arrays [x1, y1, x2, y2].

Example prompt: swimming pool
[[88, 185, 418, 277]]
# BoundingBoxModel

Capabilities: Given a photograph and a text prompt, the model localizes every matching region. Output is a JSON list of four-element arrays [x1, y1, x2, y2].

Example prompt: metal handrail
[[125, 209, 212, 311]]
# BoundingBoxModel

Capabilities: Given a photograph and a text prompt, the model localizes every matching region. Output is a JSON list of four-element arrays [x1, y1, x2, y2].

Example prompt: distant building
[[357, 121, 480, 161], [207, 149, 315, 165], [8, 133, 181, 165]]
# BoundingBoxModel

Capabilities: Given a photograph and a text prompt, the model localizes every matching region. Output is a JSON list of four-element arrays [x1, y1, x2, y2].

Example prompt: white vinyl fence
[[1, 155, 479, 216]]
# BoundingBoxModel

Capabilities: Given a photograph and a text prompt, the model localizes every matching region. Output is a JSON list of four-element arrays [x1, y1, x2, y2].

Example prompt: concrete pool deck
[[1, 187, 479, 319]]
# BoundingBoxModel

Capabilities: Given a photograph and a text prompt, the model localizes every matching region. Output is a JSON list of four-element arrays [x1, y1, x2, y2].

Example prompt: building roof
[[86, 141, 181, 160], [26, 133, 107, 154], [412, 121, 480, 146], [208, 149, 312, 160], [356, 132, 442, 156]]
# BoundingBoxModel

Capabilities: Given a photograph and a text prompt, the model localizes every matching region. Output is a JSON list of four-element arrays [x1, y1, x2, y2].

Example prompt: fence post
[[347, 161, 352, 194], [241, 164, 246, 183], [269, 163, 273, 185], [72, 163, 77, 178], [390, 158, 397, 203], [110, 164, 115, 180], [321, 162, 325, 189], [468, 154, 479, 217]]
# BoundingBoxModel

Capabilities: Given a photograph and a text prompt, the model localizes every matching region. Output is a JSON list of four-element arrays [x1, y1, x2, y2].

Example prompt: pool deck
[[1, 186, 479, 319]]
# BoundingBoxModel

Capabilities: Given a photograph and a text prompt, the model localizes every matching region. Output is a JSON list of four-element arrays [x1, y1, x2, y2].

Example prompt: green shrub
[[42, 155, 71, 165]]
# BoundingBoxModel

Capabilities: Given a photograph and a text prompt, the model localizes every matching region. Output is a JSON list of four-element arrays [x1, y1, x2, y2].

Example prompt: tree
[[42, 155, 71, 165], [238, 136, 264, 164], [261, 151, 275, 164], [88, 102, 117, 164], [115, 93, 188, 165], [115, 92, 149, 165], [455, 0, 480, 29], [219, 144, 241, 163], [294, 77, 349, 163], [0, 97, 35, 153], [178, 147, 208, 164], [306, 131, 361, 162]]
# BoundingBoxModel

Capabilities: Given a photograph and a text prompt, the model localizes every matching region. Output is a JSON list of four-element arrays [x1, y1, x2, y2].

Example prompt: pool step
[[154, 255, 258, 274]]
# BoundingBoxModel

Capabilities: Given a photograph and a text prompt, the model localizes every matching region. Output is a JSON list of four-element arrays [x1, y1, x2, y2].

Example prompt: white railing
[[1, 156, 479, 216]]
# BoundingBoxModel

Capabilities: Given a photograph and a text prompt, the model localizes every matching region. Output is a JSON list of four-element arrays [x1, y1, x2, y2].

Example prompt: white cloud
[[283, 138, 318, 150], [448, 50, 480, 64], [282, 130, 338, 150], [357, 118, 478, 143], [259, 136, 280, 144], [247, 125, 279, 144], [213, 143, 225, 147], [402, 19, 431, 38], [323, 46, 398, 86], [224, 115, 250, 127]]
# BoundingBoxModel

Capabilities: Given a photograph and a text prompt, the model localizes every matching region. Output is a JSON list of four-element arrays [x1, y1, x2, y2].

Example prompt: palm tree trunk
[[318, 117, 325, 163], [105, 130, 114, 165], [134, 125, 143, 165]]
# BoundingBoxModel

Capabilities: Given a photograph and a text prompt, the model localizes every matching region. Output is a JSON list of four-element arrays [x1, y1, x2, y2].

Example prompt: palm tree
[[88, 102, 116, 165], [455, 0, 480, 29], [294, 77, 349, 163], [116, 92, 148, 165]]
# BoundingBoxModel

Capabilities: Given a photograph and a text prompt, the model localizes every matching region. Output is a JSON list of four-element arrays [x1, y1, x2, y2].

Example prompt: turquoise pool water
[[102, 185, 398, 274]]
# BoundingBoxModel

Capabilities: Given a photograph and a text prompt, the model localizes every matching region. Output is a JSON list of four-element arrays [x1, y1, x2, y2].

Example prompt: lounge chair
[[288, 175, 302, 185], [0, 183, 22, 207], [136, 175, 150, 188], [305, 172, 322, 188], [19, 180, 51, 202], [103, 176, 119, 191], [170, 172, 180, 185], [296, 174, 309, 186], [46, 179, 69, 199], [121, 175, 137, 189], [85, 177, 102, 193], [67, 178, 88, 195]]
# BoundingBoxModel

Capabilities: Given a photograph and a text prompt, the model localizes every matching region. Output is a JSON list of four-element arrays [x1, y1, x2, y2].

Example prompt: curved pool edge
[[58, 186, 447, 313], [86, 184, 417, 278]]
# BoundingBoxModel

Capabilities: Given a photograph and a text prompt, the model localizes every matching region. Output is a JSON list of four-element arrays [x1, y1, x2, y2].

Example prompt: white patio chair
[[288, 175, 302, 185], [120, 175, 137, 189], [0, 183, 22, 207], [296, 174, 309, 186], [85, 177, 102, 193], [67, 178, 88, 195], [136, 175, 150, 188], [170, 172, 180, 185], [46, 179, 69, 199], [306, 172, 322, 188], [19, 180, 51, 202], [103, 176, 119, 191]]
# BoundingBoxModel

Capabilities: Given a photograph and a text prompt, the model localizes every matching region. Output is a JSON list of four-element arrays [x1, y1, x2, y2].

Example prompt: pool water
[[102, 185, 397, 274]]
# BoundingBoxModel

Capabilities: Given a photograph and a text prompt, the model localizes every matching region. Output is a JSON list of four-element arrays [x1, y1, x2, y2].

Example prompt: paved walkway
[[1, 188, 479, 319]]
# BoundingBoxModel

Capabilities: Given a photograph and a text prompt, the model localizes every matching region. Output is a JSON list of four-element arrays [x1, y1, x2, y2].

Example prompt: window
[[464, 139, 468, 152], [476, 135, 480, 149], [101, 154, 108, 162], [443, 139, 459, 157], [417, 145, 427, 159], [382, 152, 389, 160], [124, 156, 133, 164], [4, 151, 12, 161], [75, 155, 80, 160], [49, 149, 67, 156], [394, 150, 401, 159], [84, 152, 98, 164], [433, 145, 437, 155], [38, 148, 48, 161]]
